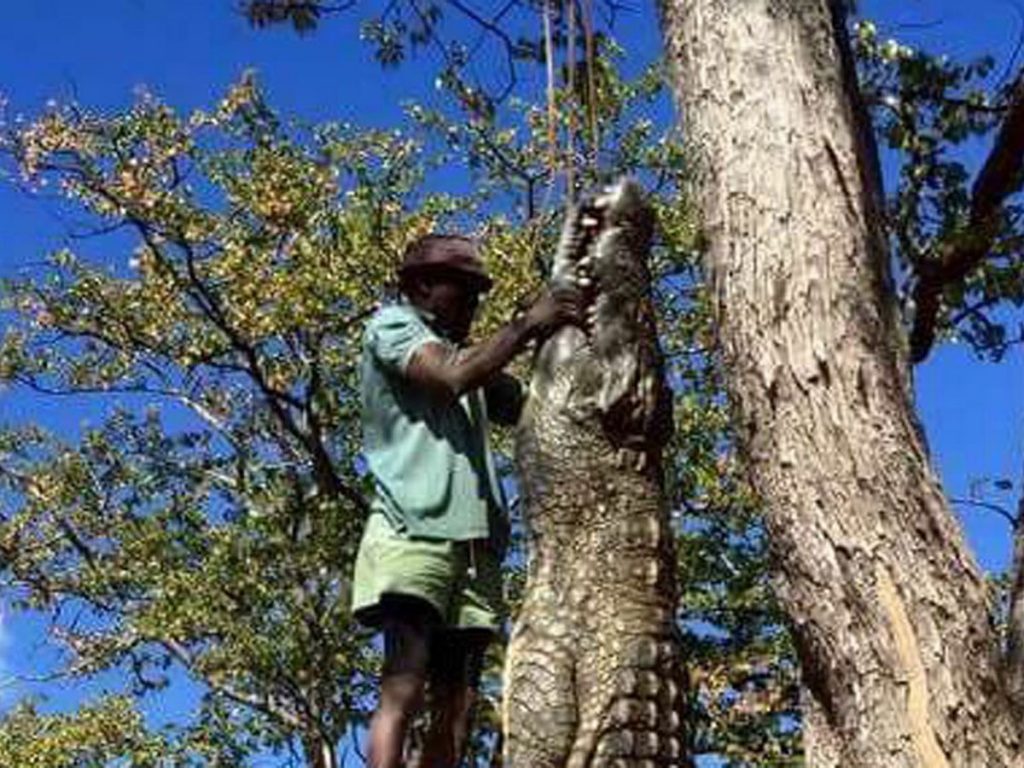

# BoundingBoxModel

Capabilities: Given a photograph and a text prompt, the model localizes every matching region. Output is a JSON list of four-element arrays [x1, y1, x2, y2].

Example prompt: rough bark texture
[[303, 735, 337, 768], [504, 181, 689, 767], [1005, 488, 1024, 719], [660, 1, 1022, 765]]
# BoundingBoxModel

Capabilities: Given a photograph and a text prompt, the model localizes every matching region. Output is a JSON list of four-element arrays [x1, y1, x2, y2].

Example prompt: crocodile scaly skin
[[504, 180, 690, 768]]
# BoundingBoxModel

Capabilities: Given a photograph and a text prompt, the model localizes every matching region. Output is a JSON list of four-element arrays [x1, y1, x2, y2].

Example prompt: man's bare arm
[[406, 288, 580, 401]]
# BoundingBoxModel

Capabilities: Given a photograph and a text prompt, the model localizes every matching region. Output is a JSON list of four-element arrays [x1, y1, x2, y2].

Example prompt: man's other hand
[[524, 286, 584, 339]]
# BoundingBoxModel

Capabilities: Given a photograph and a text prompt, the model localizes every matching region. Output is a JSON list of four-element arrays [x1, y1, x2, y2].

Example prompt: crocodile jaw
[[530, 179, 667, 449]]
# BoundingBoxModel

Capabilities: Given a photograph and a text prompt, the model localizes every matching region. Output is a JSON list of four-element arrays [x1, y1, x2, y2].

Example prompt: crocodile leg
[[503, 599, 578, 768], [567, 614, 688, 768]]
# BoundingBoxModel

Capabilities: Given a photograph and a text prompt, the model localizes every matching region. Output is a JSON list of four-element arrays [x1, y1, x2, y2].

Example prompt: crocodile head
[[530, 179, 670, 451]]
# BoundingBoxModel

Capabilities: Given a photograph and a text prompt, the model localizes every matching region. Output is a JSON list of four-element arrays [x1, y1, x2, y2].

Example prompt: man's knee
[[381, 597, 436, 681], [379, 671, 428, 718]]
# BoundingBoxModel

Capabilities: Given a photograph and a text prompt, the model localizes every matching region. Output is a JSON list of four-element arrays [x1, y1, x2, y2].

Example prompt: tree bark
[[1005, 474, 1024, 718], [660, 0, 1022, 764], [303, 734, 338, 768]]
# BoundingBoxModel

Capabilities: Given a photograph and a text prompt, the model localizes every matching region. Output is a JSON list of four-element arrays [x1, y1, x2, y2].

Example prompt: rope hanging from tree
[[566, 0, 577, 202], [540, 0, 600, 208], [582, 0, 600, 159], [542, 0, 558, 185]]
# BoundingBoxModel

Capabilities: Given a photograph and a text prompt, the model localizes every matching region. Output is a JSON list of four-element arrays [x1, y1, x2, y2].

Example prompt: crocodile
[[504, 179, 690, 768]]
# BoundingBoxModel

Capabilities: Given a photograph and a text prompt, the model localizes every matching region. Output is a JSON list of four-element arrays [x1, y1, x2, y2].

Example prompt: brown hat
[[399, 234, 493, 292]]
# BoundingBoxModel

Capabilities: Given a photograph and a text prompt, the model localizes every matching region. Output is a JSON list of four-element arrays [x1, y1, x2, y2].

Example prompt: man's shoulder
[[364, 303, 426, 343], [366, 302, 419, 330], [363, 302, 443, 372]]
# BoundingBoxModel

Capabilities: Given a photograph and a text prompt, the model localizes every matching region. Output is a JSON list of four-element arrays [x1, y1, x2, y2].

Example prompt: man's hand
[[523, 286, 584, 340], [405, 286, 583, 403]]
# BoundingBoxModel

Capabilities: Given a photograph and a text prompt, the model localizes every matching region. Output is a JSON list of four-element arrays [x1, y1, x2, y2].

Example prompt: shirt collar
[[401, 297, 456, 343]]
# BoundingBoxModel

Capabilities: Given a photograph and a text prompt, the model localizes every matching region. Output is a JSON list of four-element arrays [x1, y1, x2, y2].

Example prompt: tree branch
[[159, 637, 305, 731], [443, 0, 519, 102], [141, 225, 367, 514], [909, 70, 1024, 363], [243, 0, 358, 33], [52, 515, 99, 569], [949, 496, 1019, 528]]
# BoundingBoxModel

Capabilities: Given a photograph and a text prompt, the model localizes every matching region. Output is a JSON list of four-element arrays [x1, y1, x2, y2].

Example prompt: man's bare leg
[[416, 630, 490, 768], [419, 685, 477, 767], [369, 671, 426, 768], [367, 601, 435, 768]]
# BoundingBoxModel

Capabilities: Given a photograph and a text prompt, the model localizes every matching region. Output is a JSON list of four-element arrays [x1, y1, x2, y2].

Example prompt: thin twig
[[950, 496, 1019, 527]]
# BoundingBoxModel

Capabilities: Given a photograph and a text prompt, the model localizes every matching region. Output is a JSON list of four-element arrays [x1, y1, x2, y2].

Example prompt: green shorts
[[351, 511, 505, 633]]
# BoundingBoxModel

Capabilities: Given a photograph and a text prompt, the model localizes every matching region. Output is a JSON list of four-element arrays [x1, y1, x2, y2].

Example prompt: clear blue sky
[[0, 0, 1021, 760]]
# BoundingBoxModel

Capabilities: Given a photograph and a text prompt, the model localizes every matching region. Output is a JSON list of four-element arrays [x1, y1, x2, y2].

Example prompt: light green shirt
[[360, 302, 508, 541]]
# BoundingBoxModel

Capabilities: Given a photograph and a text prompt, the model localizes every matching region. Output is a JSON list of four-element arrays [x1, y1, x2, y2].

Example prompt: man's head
[[399, 235, 492, 343]]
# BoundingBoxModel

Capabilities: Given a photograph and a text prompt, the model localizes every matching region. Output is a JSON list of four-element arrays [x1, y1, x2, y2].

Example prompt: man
[[352, 233, 581, 768]]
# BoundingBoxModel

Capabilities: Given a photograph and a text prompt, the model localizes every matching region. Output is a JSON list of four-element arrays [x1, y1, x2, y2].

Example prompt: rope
[[542, 0, 558, 183], [566, 0, 577, 202], [582, 0, 599, 167], [538, 0, 600, 217]]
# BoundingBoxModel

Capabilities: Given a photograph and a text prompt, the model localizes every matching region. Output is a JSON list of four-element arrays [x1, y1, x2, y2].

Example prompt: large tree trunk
[[660, 0, 1022, 764], [1005, 482, 1024, 719]]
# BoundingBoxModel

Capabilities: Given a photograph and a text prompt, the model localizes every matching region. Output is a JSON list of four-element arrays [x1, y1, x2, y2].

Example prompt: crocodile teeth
[[635, 452, 647, 472]]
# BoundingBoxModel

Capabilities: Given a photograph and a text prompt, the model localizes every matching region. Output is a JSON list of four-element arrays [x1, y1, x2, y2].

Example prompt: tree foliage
[[855, 19, 1024, 362], [0, 74, 441, 765], [0, 697, 184, 768]]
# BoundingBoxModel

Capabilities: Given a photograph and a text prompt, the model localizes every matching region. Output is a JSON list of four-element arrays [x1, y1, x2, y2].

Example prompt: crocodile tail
[[503, 604, 578, 768]]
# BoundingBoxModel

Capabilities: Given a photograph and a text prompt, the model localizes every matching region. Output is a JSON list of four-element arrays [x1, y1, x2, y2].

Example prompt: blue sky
[[0, 0, 1022, 762]]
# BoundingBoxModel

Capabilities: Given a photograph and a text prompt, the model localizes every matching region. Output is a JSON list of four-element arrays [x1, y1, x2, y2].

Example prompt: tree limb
[[909, 70, 1024, 363], [949, 496, 1018, 528], [159, 637, 305, 731], [443, 0, 519, 102], [142, 224, 367, 514]]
